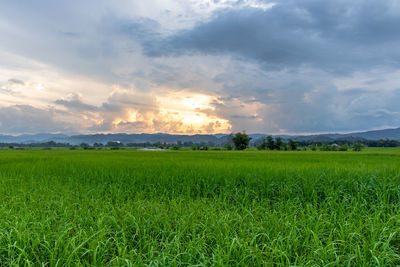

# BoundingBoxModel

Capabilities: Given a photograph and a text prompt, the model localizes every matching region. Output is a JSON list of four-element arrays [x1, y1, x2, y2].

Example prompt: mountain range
[[0, 127, 399, 145]]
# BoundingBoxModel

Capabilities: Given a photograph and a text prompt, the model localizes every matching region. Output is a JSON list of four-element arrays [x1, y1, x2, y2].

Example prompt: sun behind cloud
[[156, 92, 231, 134]]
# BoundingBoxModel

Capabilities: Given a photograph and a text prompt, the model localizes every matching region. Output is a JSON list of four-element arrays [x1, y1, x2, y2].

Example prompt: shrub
[[320, 144, 332, 151], [80, 143, 90, 149], [107, 141, 123, 147], [224, 144, 233, 150]]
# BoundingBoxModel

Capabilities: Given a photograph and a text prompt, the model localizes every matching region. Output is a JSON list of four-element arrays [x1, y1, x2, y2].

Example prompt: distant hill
[[250, 128, 400, 143], [0, 133, 68, 143], [0, 127, 399, 145], [0, 133, 222, 145], [341, 128, 400, 140], [289, 128, 400, 142]]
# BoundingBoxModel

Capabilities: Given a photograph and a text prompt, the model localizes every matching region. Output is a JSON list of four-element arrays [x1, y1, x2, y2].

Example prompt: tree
[[275, 137, 283, 150], [288, 139, 297, 150], [257, 142, 266, 150], [80, 143, 90, 149], [93, 142, 104, 148], [257, 138, 267, 150], [191, 145, 200, 150], [201, 144, 209, 151], [266, 136, 275, 150], [352, 142, 363, 152], [232, 132, 252, 150]]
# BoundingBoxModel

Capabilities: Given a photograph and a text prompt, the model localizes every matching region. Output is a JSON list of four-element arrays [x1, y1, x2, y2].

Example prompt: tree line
[[1, 133, 399, 150], [252, 135, 365, 151]]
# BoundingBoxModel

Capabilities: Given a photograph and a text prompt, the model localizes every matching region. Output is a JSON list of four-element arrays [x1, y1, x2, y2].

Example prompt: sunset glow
[[1, 1, 400, 135], [103, 92, 232, 134], [156, 93, 231, 133]]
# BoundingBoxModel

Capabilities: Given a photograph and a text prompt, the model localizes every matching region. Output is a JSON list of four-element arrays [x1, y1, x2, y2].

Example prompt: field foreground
[[1, 149, 400, 266]]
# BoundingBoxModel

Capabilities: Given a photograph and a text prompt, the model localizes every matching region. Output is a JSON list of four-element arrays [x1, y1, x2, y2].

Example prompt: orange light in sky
[[156, 92, 231, 133]]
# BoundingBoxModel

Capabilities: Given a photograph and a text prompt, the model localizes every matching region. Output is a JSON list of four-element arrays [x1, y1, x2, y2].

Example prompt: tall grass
[[0, 149, 400, 265]]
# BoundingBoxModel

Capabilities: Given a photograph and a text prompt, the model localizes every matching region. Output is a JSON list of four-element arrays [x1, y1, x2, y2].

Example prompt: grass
[[1, 149, 400, 266]]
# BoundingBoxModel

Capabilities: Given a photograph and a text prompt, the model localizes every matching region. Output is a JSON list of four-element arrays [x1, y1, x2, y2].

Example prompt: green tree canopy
[[275, 137, 283, 150], [232, 132, 252, 150], [266, 136, 275, 150], [288, 139, 298, 150]]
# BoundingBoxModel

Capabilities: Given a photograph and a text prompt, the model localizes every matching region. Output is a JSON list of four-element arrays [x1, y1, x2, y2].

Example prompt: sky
[[0, 0, 400, 135]]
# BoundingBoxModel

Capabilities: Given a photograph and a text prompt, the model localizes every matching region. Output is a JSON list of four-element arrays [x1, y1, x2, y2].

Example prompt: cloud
[[55, 93, 98, 112], [139, 0, 400, 73], [8, 79, 25, 85], [199, 64, 400, 133], [52, 88, 231, 134], [1, 0, 400, 135], [0, 105, 79, 134], [0, 78, 27, 96]]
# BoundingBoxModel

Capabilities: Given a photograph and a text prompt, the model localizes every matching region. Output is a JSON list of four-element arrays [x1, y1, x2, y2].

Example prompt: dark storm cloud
[[140, 0, 400, 73], [202, 64, 400, 133]]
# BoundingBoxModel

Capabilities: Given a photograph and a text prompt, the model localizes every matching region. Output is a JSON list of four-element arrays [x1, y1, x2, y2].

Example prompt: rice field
[[1, 148, 400, 266]]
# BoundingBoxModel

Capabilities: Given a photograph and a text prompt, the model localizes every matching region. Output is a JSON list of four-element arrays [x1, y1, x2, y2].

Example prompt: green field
[[1, 149, 400, 266]]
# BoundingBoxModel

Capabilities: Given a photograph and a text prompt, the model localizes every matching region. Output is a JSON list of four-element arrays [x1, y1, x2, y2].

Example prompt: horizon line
[[1, 126, 399, 138]]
